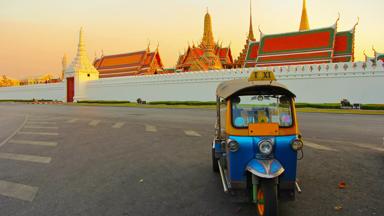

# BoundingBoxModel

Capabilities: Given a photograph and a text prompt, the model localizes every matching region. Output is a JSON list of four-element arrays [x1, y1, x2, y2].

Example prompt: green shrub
[[149, 101, 216, 106], [0, 99, 34, 102], [78, 100, 130, 104], [361, 104, 384, 110], [296, 103, 384, 110], [295, 103, 340, 109]]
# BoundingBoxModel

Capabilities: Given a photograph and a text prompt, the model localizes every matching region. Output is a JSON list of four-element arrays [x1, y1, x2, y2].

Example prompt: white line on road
[[0, 180, 38, 202], [89, 120, 101, 126], [352, 143, 384, 152], [305, 141, 338, 152], [28, 118, 54, 121], [112, 122, 125, 129], [307, 138, 384, 153], [17, 132, 59, 136], [0, 115, 28, 148], [145, 125, 157, 132], [0, 152, 51, 163], [23, 126, 58, 130], [66, 118, 78, 123], [26, 122, 56, 125], [8, 140, 58, 147], [184, 130, 201, 137]]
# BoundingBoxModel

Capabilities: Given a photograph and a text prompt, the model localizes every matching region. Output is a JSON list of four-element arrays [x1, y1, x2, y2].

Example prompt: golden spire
[[61, 54, 67, 80], [201, 8, 215, 50], [248, 0, 255, 40], [62, 54, 67, 70], [299, 0, 310, 31]]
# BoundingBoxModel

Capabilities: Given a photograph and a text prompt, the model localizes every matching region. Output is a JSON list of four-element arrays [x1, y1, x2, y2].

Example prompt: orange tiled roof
[[215, 47, 233, 65], [95, 49, 164, 78]]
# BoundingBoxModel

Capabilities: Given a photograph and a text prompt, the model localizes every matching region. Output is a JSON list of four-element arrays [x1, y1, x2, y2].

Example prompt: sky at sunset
[[0, 0, 383, 79]]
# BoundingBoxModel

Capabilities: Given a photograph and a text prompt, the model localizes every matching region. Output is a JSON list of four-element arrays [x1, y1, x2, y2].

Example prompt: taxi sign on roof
[[248, 70, 276, 82]]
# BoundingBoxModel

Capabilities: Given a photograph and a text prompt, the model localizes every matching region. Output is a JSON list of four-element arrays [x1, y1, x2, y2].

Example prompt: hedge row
[[148, 101, 216, 106], [78, 100, 130, 104], [361, 104, 384, 110], [0, 99, 54, 102], [2, 99, 383, 110], [295, 103, 340, 109], [296, 103, 384, 110]]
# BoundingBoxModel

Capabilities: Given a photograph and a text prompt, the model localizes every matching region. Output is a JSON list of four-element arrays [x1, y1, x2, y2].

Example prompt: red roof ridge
[[100, 50, 148, 59]]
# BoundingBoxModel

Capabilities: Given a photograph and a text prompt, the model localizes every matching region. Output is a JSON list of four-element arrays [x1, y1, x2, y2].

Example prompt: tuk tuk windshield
[[231, 95, 293, 128]]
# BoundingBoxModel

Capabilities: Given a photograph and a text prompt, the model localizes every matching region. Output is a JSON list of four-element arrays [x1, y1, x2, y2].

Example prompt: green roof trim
[[257, 53, 333, 63]]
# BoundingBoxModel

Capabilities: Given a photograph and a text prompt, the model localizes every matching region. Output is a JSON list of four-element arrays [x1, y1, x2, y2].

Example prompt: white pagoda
[[64, 28, 99, 102]]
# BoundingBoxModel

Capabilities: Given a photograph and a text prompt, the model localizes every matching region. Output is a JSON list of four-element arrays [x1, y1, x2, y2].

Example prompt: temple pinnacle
[[201, 9, 215, 50], [248, 0, 255, 40], [299, 0, 310, 31], [77, 27, 86, 55]]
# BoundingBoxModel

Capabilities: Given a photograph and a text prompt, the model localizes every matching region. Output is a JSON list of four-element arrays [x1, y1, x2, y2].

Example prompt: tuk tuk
[[212, 70, 304, 216]]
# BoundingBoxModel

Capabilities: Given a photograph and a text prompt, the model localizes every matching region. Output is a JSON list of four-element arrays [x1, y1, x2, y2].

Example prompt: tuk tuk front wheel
[[211, 148, 219, 172], [256, 179, 278, 216]]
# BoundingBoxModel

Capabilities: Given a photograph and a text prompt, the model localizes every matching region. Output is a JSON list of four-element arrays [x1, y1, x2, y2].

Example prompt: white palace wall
[[0, 82, 65, 101], [84, 61, 384, 104], [1, 61, 383, 104]]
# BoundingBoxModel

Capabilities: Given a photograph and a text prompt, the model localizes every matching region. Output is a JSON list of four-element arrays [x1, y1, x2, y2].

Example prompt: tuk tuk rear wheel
[[212, 148, 219, 172], [256, 179, 278, 216]]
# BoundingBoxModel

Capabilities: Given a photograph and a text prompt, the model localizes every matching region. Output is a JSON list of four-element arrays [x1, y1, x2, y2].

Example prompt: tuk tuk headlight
[[258, 140, 273, 155], [291, 139, 304, 151], [228, 140, 239, 152]]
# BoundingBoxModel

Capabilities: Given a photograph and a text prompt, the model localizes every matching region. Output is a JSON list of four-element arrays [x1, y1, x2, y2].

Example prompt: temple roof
[[376, 52, 384, 62], [94, 49, 164, 78], [244, 23, 339, 67], [95, 51, 148, 69], [333, 30, 355, 62], [215, 47, 233, 65]]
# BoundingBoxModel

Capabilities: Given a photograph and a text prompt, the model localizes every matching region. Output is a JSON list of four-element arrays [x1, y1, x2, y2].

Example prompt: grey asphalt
[[0, 103, 383, 216]]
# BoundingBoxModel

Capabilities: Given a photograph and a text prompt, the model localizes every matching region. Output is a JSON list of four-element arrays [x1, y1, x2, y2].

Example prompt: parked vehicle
[[213, 70, 304, 216]]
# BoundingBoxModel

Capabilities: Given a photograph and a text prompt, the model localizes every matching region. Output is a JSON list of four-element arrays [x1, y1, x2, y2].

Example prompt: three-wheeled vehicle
[[212, 70, 304, 216]]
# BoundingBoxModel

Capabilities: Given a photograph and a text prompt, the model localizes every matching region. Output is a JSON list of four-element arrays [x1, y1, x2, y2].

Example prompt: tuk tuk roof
[[216, 79, 296, 99]]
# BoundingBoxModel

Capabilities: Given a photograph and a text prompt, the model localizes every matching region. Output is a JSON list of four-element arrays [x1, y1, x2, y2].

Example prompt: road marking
[[307, 138, 384, 153], [0, 180, 38, 202], [112, 122, 125, 129], [89, 120, 101, 127], [305, 141, 338, 152], [352, 144, 384, 152], [28, 119, 52, 122], [17, 132, 59, 136], [66, 118, 78, 123], [28, 117, 55, 121], [26, 122, 56, 125], [0, 115, 28, 148], [23, 126, 58, 130], [8, 140, 58, 147], [145, 125, 157, 132], [184, 130, 201, 137], [0, 153, 51, 163]]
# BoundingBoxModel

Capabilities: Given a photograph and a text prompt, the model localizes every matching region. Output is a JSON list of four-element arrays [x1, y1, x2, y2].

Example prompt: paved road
[[0, 104, 383, 216]]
